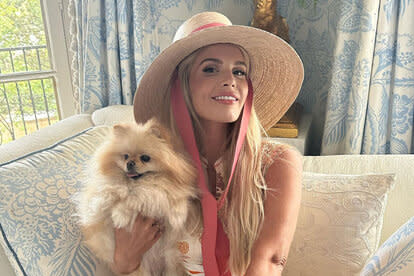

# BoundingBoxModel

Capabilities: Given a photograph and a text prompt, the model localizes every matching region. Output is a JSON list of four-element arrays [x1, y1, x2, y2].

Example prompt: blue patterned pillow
[[360, 216, 414, 276], [0, 126, 114, 276]]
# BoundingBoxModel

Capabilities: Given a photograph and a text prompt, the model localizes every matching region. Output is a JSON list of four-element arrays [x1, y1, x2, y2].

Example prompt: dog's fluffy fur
[[75, 119, 200, 276]]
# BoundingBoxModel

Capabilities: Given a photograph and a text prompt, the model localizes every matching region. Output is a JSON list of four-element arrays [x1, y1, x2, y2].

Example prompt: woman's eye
[[233, 69, 246, 77], [202, 66, 216, 73], [124, 154, 129, 160]]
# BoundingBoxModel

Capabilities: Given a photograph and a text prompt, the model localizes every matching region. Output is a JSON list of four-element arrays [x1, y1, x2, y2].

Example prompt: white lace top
[[176, 141, 294, 275]]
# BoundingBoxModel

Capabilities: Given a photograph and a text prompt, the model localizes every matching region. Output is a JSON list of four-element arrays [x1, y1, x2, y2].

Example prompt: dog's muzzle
[[126, 161, 143, 179]]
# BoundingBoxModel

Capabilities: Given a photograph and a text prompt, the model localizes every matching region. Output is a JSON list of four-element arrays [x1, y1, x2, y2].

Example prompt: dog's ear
[[112, 123, 130, 137], [146, 118, 172, 143], [146, 118, 161, 137]]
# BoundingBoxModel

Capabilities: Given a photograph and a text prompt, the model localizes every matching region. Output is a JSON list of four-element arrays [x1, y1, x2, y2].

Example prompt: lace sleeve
[[261, 140, 302, 177]]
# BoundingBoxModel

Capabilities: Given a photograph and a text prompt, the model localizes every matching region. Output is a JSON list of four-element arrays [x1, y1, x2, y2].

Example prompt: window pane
[[0, 78, 58, 145], [0, 0, 59, 145], [0, 0, 51, 74]]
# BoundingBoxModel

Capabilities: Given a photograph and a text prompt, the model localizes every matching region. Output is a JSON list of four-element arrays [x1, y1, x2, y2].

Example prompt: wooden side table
[[264, 113, 312, 155]]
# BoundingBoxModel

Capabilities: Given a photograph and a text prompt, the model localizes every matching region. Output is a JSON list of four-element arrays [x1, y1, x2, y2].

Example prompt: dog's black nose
[[127, 160, 136, 171]]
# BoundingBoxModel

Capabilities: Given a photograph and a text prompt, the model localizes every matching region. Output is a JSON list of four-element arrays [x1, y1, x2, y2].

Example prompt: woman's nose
[[221, 71, 236, 87]]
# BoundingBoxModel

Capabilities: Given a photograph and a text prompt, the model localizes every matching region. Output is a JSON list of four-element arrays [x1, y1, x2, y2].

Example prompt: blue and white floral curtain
[[70, 0, 413, 154], [322, 0, 414, 154], [69, 0, 254, 114], [279, 0, 414, 154]]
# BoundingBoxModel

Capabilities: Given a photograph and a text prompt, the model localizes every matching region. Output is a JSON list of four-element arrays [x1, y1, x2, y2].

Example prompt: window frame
[[41, 0, 75, 118]]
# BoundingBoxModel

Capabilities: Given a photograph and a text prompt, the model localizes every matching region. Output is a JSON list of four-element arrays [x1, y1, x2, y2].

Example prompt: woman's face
[[189, 44, 248, 125]]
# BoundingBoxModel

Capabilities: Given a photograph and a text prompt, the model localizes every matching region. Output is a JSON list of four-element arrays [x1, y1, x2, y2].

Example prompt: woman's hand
[[111, 213, 162, 274], [244, 257, 283, 276]]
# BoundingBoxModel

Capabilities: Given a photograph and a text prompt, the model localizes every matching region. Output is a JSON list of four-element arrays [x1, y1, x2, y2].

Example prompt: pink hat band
[[191, 22, 227, 33]]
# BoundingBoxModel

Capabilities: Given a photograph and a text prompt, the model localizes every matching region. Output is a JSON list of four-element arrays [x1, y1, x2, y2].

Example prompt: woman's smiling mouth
[[212, 95, 238, 104]]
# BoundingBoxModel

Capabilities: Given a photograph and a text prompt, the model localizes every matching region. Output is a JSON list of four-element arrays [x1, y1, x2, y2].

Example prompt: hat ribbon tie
[[171, 74, 253, 275], [171, 76, 219, 275]]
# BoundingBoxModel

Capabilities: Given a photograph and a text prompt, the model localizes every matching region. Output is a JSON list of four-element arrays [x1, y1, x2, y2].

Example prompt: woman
[[111, 12, 304, 276]]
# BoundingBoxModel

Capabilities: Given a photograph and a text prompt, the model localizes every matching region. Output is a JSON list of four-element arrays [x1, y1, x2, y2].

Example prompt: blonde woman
[[111, 12, 304, 276]]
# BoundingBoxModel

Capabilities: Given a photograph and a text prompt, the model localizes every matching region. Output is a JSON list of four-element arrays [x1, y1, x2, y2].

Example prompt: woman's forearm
[[246, 148, 302, 275], [110, 258, 141, 275]]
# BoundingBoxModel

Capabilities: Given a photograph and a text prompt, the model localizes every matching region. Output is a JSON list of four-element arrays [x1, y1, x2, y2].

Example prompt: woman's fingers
[[152, 228, 162, 242], [112, 213, 164, 274], [131, 213, 163, 241], [133, 214, 163, 233]]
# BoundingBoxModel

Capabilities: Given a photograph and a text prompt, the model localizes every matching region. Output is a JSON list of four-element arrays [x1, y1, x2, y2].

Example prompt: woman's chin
[[198, 109, 242, 124], [201, 114, 241, 124]]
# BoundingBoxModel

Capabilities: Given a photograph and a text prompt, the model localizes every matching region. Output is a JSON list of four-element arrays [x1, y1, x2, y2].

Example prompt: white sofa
[[0, 105, 413, 276]]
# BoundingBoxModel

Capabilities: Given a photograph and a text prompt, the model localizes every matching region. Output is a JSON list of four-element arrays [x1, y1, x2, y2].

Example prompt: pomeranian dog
[[75, 119, 200, 276]]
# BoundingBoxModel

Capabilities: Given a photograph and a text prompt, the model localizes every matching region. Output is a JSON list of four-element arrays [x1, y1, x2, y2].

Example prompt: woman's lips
[[212, 95, 238, 104]]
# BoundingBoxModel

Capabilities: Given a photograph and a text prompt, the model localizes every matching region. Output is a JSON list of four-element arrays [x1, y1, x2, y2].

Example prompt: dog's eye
[[124, 154, 129, 160], [140, 155, 150, 162]]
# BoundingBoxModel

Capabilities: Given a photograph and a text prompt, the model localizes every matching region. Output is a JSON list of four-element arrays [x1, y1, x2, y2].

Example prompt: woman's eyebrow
[[199, 58, 247, 67], [199, 58, 222, 65], [235, 61, 247, 67]]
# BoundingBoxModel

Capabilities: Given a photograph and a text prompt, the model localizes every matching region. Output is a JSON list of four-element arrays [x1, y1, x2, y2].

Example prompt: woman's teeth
[[213, 96, 237, 101]]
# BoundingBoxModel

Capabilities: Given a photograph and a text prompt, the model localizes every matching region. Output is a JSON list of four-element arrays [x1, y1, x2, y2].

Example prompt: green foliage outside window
[[0, 0, 58, 145], [0, 0, 46, 48]]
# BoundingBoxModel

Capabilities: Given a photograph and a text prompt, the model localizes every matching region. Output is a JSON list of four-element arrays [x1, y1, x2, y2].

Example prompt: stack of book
[[266, 103, 303, 138]]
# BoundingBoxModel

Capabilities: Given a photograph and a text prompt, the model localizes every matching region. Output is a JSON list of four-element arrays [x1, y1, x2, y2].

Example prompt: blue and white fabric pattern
[[0, 126, 112, 276], [70, 0, 254, 114], [71, 0, 413, 154], [361, 216, 414, 276], [278, 0, 414, 154]]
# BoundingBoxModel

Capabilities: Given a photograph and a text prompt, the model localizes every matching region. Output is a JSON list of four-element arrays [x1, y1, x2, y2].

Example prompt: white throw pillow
[[360, 216, 414, 276], [91, 105, 134, 126], [284, 172, 395, 276], [0, 126, 114, 276]]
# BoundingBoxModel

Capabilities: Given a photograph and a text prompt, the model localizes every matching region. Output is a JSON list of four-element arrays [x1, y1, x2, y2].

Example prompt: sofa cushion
[[0, 126, 113, 276], [284, 172, 395, 276], [0, 125, 396, 275], [360, 216, 414, 276], [91, 104, 134, 126], [0, 114, 93, 165]]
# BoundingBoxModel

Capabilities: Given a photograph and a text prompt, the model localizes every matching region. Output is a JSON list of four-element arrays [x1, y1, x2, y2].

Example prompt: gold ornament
[[251, 0, 290, 43]]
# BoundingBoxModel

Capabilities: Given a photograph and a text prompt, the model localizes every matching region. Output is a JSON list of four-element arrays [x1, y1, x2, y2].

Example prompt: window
[[0, 0, 73, 145]]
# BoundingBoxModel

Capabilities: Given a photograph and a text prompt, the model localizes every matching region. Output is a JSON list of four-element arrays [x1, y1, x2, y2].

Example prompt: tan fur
[[74, 119, 200, 276]]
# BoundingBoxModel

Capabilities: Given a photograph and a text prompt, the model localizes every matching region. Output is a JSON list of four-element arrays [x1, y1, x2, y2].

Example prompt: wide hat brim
[[133, 25, 304, 130]]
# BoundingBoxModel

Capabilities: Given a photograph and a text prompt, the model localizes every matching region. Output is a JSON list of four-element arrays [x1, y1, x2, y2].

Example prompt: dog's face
[[121, 152, 152, 180], [97, 119, 174, 181]]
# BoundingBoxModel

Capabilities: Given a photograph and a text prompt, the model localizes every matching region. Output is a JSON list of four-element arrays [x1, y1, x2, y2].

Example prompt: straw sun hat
[[133, 11, 304, 130]]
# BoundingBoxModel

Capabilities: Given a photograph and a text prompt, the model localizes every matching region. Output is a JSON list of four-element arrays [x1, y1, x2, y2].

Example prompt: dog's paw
[[111, 204, 134, 229], [112, 215, 131, 229]]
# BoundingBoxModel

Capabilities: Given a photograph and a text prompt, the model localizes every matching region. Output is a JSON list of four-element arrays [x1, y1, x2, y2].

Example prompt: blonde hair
[[161, 44, 267, 275]]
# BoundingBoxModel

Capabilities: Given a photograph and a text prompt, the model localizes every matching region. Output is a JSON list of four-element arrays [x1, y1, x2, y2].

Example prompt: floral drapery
[[69, 0, 253, 114], [279, 0, 414, 154], [71, 0, 413, 155]]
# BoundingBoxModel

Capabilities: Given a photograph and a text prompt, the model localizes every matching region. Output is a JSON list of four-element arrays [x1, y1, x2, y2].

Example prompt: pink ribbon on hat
[[170, 21, 252, 276], [171, 75, 252, 275], [191, 22, 227, 33]]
